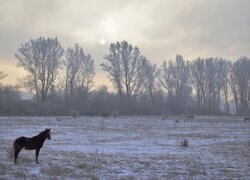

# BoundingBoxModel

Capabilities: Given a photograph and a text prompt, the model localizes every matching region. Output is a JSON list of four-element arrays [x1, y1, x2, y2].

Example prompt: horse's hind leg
[[13, 140, 23, 165], [14, 148, 21, 165]]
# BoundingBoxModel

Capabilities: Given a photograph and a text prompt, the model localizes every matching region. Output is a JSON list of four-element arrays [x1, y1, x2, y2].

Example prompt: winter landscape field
[[0, 116, 249, 179]]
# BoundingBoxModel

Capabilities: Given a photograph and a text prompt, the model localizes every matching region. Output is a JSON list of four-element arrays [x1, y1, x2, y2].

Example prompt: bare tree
[[230, 57, 250, 115], [0, 71, 7, 80], [229, 63, 239, 115], [158, 60, 174, 97], [101, 41, 149, 99], [15, 37, 64, 101], [191, 58, 230, 114], [101, 42, 123, 98], [64, 44, 95, 99], [219, 59, 231, 114], [190, 58, 206, 113], [158, 54, 191, 114], [0, 71, 7, 87], [144, 63, 158, 103], [205, 58, 224, 114]]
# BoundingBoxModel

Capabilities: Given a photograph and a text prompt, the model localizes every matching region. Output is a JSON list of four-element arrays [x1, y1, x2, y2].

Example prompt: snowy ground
[[0, 115, 250, 179]]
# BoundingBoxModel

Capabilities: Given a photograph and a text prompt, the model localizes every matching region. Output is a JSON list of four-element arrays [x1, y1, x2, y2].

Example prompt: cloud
[[167, 0, 250, 59], [0, 0, 250, 87]]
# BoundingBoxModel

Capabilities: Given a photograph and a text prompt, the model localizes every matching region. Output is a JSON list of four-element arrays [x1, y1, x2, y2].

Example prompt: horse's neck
[[35, 133, 47, 144]]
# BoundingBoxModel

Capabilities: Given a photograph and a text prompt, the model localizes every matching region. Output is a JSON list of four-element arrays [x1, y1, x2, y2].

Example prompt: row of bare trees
[[156, 56, 250, 115], [15, 37, 95, 104], [101, 41, 250, 115], [0, 37, 249, 115]]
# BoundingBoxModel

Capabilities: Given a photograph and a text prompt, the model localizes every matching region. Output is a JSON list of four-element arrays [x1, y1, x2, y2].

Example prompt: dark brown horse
[[13, 128, 51, 165]]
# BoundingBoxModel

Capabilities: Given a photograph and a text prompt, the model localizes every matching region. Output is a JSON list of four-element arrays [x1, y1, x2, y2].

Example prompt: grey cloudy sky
[[0, 0, 250, 88]]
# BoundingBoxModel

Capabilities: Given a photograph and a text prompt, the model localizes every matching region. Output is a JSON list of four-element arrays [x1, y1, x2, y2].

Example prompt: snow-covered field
[[0, 116, 249, 179]]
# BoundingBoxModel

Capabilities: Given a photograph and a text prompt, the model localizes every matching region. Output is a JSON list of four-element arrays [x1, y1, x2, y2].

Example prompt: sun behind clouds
[[98, 17, 119, 44], [100, 39, 106, 45]]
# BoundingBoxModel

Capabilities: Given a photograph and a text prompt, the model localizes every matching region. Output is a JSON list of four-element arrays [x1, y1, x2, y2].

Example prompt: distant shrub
[[112, 110, 119, 118], [161, 113, 168, 121], [187, 114, 194, 119], [56, 117, 61, 122], [70, 110, 79, 118], [101, 113, 110, 118]]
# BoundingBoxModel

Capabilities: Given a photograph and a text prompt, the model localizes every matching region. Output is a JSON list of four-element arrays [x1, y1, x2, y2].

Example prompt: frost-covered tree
[[205, 58, 223, 114], [144, 63, 158, 103], [0, 71, 7, 86], [64, 44, 95, 99], [190, 58, 206, 113], [15, 37, 64, 101], [230, 57, 250, 115], [101, 41, 149, 99], [217, 59, 231, 114], [191, 58, 230, 114], [159, 54, 191, 114], [0, 71, 7, 80]]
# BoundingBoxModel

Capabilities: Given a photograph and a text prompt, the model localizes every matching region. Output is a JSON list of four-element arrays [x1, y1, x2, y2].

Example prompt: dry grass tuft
[[41, 165, 72, 176], [181, 139, 188, 147]]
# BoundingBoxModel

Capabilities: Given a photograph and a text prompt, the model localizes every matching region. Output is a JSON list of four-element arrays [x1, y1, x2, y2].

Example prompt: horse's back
[[14, 136, 26, 143]]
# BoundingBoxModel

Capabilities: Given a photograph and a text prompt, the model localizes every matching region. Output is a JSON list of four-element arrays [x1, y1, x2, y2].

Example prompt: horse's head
[[45, 128, 51, 140]]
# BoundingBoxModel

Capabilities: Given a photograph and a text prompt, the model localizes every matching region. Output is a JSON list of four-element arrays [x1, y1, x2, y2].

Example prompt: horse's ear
[[48, 128, 51, 131]]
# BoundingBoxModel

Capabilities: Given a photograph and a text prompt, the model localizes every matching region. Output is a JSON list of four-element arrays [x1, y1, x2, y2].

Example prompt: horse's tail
[[4, 146, 11, 155], [4, 146, 11, 154], [4, 145, 13, 158]]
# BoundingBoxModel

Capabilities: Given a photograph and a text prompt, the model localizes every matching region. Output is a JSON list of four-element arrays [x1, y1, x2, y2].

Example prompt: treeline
[[0, 37, 249, 116]]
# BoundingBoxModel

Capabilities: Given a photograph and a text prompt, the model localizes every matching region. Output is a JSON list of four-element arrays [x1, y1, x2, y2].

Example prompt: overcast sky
[[0, 0, 250, 89]]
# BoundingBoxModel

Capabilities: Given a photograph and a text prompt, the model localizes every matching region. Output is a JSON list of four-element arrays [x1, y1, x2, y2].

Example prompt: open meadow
[[0, 115, 250, 179]]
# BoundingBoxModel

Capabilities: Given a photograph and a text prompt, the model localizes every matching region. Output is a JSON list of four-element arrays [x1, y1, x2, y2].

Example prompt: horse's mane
[[38, 130, 46, 136]]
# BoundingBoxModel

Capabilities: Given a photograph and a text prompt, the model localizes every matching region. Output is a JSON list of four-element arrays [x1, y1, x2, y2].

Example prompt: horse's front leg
[[35, 148, 40, 164]]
